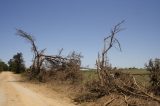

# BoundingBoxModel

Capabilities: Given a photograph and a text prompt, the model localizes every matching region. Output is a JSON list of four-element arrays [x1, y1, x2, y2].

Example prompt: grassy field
[[82, 69, 150, 87], [82, 70, 98, 83], [120, 69, 150, 87]]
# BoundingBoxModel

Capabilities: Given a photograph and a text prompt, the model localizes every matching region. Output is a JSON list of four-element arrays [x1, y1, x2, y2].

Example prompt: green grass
[[120, 69, 150, 87], [82, 69, 98, 83], [120, 69, 149, 74]]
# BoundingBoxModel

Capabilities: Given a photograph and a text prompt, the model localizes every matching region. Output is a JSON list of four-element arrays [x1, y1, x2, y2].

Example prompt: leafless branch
[[58, 48, 63, 56], [104, 97, 117, 106], [16, 29, 38, 54]]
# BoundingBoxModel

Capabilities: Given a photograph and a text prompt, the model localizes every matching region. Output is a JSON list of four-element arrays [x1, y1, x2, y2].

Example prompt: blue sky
[[0, 0, 160, 68]]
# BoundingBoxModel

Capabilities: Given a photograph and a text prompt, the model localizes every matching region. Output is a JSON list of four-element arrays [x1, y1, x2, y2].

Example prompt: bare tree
[[96, 20, 124, 86]]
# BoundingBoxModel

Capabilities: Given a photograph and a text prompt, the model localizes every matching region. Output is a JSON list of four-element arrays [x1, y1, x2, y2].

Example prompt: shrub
[[146, 58, 160, 95], [35, 51, 83, 83], [52, 51, 83, 84]]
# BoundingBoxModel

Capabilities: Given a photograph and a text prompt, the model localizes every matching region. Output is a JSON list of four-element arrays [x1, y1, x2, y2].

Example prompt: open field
[[120, 69, 150, 87]]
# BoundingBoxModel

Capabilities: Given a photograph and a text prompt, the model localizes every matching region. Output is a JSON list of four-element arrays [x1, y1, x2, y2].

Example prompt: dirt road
[[0, 72, 75, 106]]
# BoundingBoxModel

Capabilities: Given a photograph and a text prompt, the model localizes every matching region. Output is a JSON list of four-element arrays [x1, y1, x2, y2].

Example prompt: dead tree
[[96, 20, 124, 86], [16, 29, 46, 79], [16, 30, 82, 82]]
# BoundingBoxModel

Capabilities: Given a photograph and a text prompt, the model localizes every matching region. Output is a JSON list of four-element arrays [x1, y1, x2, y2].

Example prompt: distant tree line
[[0, 59, 8, 71], [0, 52, 25, 73]]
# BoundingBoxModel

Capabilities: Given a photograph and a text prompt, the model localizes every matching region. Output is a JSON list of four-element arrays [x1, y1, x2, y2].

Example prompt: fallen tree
[[16, 29, 82, 83]]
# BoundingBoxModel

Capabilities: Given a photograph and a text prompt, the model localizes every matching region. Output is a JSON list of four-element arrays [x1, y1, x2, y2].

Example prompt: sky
[[0, 0, 160, 68]]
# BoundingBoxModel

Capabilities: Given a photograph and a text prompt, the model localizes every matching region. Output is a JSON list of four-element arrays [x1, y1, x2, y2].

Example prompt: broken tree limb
[[117, 78, 160, 103]]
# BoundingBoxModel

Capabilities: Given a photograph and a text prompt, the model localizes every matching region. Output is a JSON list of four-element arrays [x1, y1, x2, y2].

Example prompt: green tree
[[0, 59, 8, 71], [8, 53, 25, 73], [146, 58, 160, 95]]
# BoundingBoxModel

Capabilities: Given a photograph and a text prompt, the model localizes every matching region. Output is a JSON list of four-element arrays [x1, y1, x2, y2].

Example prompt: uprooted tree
[[16, 29, 82, 83]]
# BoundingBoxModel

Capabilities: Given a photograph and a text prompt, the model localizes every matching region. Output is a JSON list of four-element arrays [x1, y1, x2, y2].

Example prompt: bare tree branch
[[58, 48, 63, 56], [16, 29, 38, 55]]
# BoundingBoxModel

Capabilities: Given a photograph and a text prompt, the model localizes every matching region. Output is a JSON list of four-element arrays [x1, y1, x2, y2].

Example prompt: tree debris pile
[[43, 51, 83, 83], [74, 71, 134, 102], [74, 20, 160, 105], [74, 71, 160, 105], [85, 93, 160, 106]]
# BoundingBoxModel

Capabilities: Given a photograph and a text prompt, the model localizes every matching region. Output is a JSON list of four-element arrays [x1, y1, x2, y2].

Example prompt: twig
[[121, 92, 129, 106], [124, 95, 128, 106], [132, 76, 140, 89], [104, 97, 117, 106]]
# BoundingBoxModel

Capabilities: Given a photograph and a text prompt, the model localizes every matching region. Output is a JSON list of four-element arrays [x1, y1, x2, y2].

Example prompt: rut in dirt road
[[0, 72, 75, 106]]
